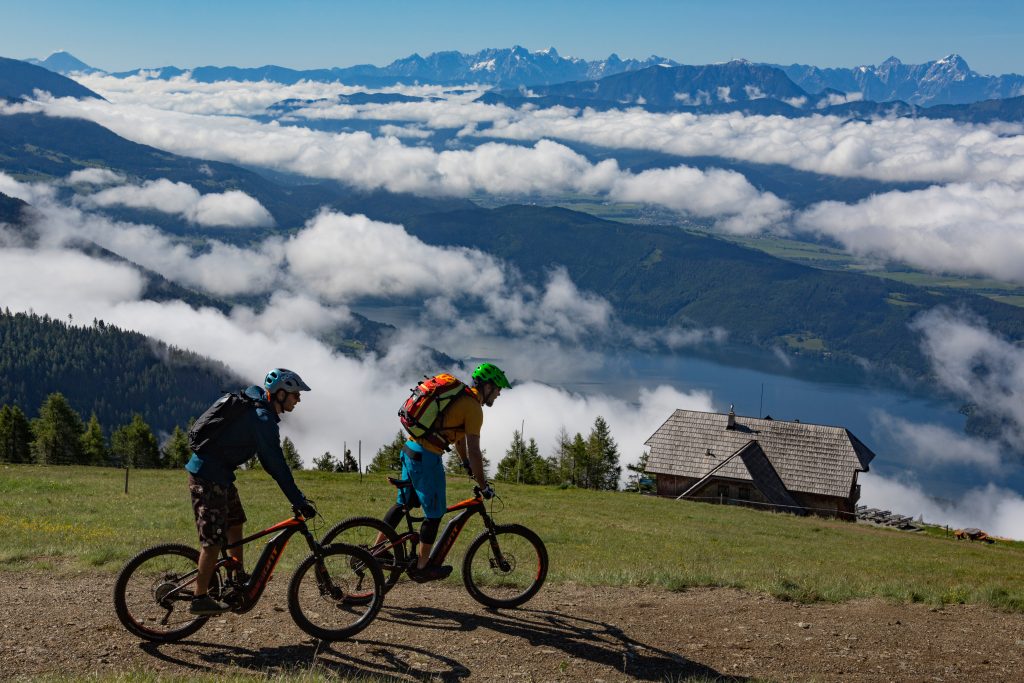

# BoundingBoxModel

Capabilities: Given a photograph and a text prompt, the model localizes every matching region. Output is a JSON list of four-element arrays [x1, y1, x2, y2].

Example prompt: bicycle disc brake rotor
[[489, 553, 515, 573]]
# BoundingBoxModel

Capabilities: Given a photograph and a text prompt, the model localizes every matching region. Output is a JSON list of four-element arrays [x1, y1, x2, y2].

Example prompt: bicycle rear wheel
[[321, 516, 409, 595], [462, 524, 548, 609], [113, 543, 209, 642], [287, 543, 384, 641]]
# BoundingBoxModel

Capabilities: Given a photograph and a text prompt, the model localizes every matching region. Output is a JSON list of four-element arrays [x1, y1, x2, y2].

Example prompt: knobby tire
[[113, 543, 209, 642], [462, 524, 548, 609]]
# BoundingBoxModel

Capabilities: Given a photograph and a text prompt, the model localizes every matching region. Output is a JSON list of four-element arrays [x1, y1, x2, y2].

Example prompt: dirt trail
[[2, 572, 1023, 682]]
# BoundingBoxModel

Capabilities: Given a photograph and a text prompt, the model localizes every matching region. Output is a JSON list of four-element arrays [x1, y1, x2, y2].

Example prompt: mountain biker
[[384, 362, 510, 582], [185, 368, 317, 615]]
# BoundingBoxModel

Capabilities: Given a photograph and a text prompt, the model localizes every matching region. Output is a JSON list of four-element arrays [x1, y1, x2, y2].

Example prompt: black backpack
[[188, 390, 260, 455]]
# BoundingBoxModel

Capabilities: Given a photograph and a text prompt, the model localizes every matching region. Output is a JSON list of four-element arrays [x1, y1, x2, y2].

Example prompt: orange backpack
[[398, 373, 471, 451]]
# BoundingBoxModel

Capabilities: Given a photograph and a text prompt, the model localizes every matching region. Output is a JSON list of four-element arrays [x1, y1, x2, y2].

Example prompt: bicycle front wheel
[[462, 524, 548, 609], [321, 516, 409, 595], [113, 543, 209, 642], [287, 543, 384, 641]]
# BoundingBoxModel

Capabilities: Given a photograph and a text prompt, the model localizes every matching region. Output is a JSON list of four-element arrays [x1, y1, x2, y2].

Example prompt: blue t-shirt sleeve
[[254, 410, 306, 508]]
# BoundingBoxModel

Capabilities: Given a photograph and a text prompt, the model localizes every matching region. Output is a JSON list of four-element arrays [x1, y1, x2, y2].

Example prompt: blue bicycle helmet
[[265, 368, 311, 394]]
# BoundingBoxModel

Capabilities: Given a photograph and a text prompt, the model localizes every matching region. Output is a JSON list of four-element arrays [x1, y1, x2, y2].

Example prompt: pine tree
[[626, 450, 653, 492], [282, 436, 303, 470], [340, 448, 358, 472], [445, 452, 471, 476], [80, 413, 110, 466], [497, 431, 550, 484], [111, 414, 160, 468], [162, 426, 191, 470], [0, 404, 33, 463], [569, 432, 589, 488], [31, 392, 85, 465], [368, 432, 405, 473], [549, 427, 576, 486], [312, 451, 337, 472], [496, 429, 528, 483], [523, 437, 551, 484], [586, 416, 621, 491]]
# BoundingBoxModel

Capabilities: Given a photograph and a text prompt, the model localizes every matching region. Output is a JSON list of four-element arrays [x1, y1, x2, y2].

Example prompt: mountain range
[[3, 53, 1024, 404], [776, 55, 1024, 106], [105, 46, 678, 88], [480, 60, 1024, 122], [24, 48, 1024, 107]]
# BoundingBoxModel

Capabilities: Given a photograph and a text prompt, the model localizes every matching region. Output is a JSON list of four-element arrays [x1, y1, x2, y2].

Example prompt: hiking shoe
[[407, 564, 453, 583], [190, 594, 230, 615]]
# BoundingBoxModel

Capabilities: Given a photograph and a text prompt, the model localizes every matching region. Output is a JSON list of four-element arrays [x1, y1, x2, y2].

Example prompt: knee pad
[[419, 517, 441, 545], [382, 504, 404, 530]]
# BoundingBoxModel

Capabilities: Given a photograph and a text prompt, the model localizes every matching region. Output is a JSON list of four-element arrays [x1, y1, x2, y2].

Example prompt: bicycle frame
[[217, 516, 320, 613], [388, 490, 494, 568]]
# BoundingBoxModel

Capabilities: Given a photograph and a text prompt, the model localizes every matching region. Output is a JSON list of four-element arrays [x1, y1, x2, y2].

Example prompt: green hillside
[[2, 464, 1020, 612], [0, 310, 240, 434], [405, 205, 1024, 376], [0, 190, 27, 225]]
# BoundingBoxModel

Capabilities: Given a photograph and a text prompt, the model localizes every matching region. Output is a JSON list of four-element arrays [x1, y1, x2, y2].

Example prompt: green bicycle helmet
[[471, 362, 511, 389]]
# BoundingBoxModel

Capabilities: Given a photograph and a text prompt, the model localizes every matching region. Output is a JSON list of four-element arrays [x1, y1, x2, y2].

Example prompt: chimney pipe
[[727, 404, 736, 429]]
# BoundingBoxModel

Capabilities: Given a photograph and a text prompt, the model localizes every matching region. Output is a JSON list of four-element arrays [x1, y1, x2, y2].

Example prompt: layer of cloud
[[65, 74, 1024, 188], [795, 182, 1024, 282], [76, 72, 468, 116], [26, 94, 788, 231], [81, 178, 274, 228], [485, 107, 1024, 185]]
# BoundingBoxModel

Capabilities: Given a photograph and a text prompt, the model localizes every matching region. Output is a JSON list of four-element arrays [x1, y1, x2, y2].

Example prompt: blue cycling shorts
[[397, 440, 447, 519]]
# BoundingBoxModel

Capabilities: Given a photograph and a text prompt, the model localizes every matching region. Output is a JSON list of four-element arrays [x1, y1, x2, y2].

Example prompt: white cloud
[[743, 85, 766, 100], [484, 107, 1024, 185], [285, 210, 506, 301], [82, 178, 274, 228], [861, 473, 1024, 539], [75, 72, 470, 117], [875, 413, 1006, 472], [911, 308, 1024, 447], [67, 168, 126, 186], [815, 91, 864, 108], [0, 247, 145, 312], [795, 182, 1024, 283], [610, 165, 790, 233], [378, 124, 433, 139], [0, 172, 57, 204]]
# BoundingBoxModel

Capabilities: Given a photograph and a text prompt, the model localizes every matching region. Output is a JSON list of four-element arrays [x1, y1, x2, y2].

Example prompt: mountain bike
[[113, 509, 385, 643], [321, 479, 547, 608]]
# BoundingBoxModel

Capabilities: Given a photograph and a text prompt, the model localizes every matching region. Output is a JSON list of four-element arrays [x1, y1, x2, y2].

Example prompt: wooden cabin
[[644, 408, 876, 519]]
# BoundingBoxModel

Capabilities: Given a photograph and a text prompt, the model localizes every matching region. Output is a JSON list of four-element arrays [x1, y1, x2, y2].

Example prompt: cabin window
[[738, 486, 751, 500], [717, 484, 730, 499]]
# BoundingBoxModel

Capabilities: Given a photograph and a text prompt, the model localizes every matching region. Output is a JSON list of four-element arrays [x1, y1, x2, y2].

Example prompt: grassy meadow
[[2, 463, 1022, 612]]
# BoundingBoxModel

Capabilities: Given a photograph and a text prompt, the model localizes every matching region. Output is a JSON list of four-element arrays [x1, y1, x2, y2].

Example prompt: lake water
[[353, 305, 1024, 500]]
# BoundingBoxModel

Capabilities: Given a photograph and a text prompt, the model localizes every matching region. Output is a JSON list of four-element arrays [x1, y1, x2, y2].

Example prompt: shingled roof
[[645, 410, 876, 499]]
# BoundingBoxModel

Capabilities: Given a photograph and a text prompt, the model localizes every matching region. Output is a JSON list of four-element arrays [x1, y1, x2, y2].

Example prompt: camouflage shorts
[[188, 473, 247, 548]]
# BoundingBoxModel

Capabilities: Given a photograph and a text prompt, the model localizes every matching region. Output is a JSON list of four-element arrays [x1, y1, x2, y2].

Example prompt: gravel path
[[2, 571, 1023, 681]]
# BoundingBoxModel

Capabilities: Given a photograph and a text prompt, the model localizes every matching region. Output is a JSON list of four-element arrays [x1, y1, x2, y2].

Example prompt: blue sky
[[3, 0, 1023, 73]]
